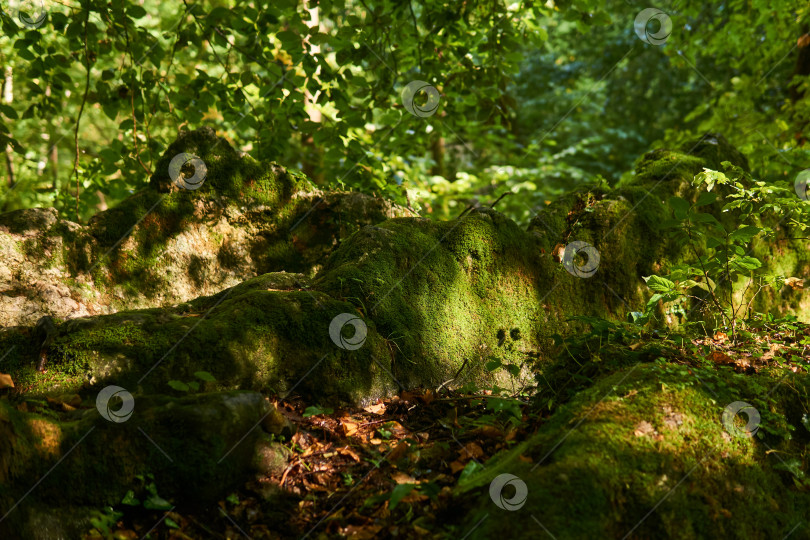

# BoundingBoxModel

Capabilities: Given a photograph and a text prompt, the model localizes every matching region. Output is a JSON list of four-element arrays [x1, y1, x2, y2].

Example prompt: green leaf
[[208, 6, 231, 21], [127, 5, 148, 18], [143, 494, 172, 511], [485, 359, 502, 372], [691, 212, 723, 228], [167, 380, 189, 392], [194, 371, 216, 382], [0, 105, 18, 119], [120, 490, 140, 506], [706, 236, 723, 249], [303, 405, 333, 418], [729, 225, 761, 243], [388, 483, 416, 510], [695, 192, 718, 206], [643, 275, 675, 293], [668, 196, 690, 219], [458, 460, 484, 485], [733, 256, 762, 271]]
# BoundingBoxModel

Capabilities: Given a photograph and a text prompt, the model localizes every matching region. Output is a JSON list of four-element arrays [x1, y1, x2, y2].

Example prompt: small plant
[[167, 371, 216, 393], [303, 405, 334, 417], [121, 472, 173, 511], [641, 164, 807, 342], [88, 506, 124, 538]]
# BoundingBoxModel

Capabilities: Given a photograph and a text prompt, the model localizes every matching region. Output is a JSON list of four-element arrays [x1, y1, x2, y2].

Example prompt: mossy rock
[[148, 126, 309, 204], [0, 390, 273, 539], [454, 361, 809, 539], [0, 128, 414, 327], [0, 272, 399, 404]]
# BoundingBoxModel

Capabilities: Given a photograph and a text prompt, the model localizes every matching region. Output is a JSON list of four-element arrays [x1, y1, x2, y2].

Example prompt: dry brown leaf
[[391, 471, 416, 484], [784, 277, 804, 290], [459, 442, 484, 461], [0, 373, 14, 389], [387, 441, 410, 462], [338, 446, 361, 462], [662, 412, 684, 431], [363, 402, 386, 415], [340, 419, 359, 437], [471, 425, 503, 439], [449, 460, 466, 474], [707, 351, 733, 364], [761, 343, 780, 362]]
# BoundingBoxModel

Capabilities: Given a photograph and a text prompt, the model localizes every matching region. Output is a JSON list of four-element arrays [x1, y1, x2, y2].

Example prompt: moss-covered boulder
[[453, 361, 809, 539], [6, 132, 810, 405], [0, 127, 414, 327], [0, 272, 400, 404], [0, 390, 276, 539]]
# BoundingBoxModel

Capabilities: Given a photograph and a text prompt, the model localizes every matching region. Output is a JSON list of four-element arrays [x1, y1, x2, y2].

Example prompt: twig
[[408, 0, 422, 72], [489, 191, 513, 209], [71, 11, 91, 221], [436, 357, 470, 392]]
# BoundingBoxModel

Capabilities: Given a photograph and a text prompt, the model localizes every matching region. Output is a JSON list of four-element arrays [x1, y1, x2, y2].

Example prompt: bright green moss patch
[[315, 209, 554, 390]]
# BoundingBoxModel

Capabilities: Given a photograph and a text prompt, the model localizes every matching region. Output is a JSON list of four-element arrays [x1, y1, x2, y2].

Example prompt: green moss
[[314, 210, 555, 389], [148, 127, 312, 206], [627, 149, 707, 187], [456, 361, 809, 539], [0, 390, 271, 538], [3, 275, 397, 404]]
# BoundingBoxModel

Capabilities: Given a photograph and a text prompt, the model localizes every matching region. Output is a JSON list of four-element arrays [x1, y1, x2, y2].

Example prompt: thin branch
[[408, 0, 422, 72], [685, 223, 729, 327], [71, 11, 91, 221]]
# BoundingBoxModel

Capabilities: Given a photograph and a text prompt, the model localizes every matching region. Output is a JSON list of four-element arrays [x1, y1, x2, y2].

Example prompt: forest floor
[[76, 317, 810, 540], [80, 384, 536, 539]]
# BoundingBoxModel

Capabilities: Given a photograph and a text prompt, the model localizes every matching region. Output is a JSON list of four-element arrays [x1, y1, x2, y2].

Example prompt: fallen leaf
[[471, 425, 503, 439], [340, 419, 359, 437], [391, 471, 416, 484], [784, 277, 804, 290], [387, 441, 410, 462], [662, 412, 684, 431], [338, 446, 361, 462], [458, 442, 484, 461], [707, 351, 733, 364], [364, 402, 386, 415], [0, 373, 14, 389]]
